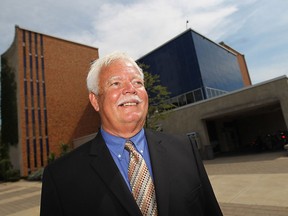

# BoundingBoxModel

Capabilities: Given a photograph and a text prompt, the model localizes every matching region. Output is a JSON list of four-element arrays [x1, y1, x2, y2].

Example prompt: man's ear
[[89, 92, 100, 111]]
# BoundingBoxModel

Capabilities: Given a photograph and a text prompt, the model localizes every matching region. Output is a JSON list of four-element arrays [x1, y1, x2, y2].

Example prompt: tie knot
[[125, 141, 141, 162], [124, 140, 136, 153]]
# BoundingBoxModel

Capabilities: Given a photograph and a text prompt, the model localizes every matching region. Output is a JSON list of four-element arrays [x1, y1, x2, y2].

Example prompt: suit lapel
[[145, 129, 170, 216], [89, 133, 142, 216]]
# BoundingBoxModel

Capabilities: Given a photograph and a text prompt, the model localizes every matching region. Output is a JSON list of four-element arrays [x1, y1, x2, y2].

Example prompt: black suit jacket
[[40, 129, 222, 216]]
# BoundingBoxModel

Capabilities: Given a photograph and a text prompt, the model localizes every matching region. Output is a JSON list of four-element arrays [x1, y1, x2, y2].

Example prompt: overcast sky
[[1, 0, 287, 84]]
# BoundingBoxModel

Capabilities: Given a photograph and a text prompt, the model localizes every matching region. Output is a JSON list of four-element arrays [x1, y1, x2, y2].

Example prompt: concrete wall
[[160, 76, 288, 159]]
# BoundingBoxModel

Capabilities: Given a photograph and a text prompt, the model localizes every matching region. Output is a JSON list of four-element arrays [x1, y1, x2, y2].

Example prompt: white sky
[[1, 0, 288, 84]]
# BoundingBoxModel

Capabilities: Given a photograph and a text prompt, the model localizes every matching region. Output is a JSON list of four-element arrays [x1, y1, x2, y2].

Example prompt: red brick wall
[[14, 27, 100, 176], [43, 35, 100, 157]]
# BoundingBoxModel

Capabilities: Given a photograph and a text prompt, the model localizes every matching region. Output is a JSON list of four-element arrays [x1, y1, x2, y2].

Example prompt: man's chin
[[120, 115, 145, 125]]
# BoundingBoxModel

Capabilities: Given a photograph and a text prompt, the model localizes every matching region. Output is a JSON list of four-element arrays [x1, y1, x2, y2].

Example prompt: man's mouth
[[120, 102, 138, 107], [117, 96, 143, 107]]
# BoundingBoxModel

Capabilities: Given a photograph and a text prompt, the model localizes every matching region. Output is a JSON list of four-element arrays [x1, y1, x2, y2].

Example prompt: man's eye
[[133, 80, 144, 87], [111, 82, 120, 86]]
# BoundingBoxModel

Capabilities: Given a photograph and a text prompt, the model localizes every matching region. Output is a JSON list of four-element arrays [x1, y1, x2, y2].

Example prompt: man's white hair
[[86, 51, 144, 95]]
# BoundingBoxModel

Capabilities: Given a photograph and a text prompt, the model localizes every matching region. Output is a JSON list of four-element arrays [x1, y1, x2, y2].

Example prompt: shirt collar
[[101, 128, 146, 159]]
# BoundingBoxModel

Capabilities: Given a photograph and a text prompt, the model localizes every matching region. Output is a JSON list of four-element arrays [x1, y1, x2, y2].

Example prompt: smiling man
[[40, 52, 222, 216], [88, 56, 148, 138]]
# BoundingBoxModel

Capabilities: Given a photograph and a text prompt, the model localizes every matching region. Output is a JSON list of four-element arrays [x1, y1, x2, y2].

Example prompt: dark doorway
[[206, 102, 287, 154]]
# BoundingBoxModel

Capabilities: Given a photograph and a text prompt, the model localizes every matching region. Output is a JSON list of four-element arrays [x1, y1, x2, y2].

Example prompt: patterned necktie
[[125, 140, 158, 216]]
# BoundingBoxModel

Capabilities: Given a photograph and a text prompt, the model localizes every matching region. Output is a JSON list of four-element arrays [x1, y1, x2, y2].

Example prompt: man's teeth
[[123, 102, 137, 106]]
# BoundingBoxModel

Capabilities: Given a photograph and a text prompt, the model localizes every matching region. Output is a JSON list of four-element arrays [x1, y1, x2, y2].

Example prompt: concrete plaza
[[0, 151, 288, 216], [206, 151, 288, 215]]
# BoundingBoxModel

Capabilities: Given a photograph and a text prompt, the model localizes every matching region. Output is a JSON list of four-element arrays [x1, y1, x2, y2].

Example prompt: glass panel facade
[[205, 87, 228, 99], [192, 32, 244, 91], [138, 30, 244, 106], [166, 88, 204, 108], [138, 31, 203, 98], [186, 92, 195, 104]]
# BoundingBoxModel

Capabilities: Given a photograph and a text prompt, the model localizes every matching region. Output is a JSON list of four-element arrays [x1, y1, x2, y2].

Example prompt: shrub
[[0, 159, 20, 181], [48, 152, 56, 164], [27, 168, 44, 181], [5, 169, 20, 182]]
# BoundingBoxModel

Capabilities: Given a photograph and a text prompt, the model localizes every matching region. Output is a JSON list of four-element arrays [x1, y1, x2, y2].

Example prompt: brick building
[[1, 26, 100, 176]]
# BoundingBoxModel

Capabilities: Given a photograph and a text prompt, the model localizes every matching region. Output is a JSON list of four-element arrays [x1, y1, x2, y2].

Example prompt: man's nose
[[122, 82, 136, 94]]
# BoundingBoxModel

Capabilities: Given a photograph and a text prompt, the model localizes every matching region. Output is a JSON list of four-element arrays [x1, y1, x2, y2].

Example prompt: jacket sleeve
[[40, 166, 64, 216], [189, 137, 223, 216]]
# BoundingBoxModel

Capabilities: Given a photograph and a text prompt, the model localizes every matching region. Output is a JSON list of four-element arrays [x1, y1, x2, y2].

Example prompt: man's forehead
[[108, 58, 133, 67], [107, 73, 143, 81]]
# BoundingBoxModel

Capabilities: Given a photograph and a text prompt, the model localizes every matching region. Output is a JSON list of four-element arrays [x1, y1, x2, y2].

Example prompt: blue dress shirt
[[101, 128, 154, 191]]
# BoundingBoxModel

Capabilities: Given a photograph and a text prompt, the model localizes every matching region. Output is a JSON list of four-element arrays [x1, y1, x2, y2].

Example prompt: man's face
[[89, 59, 148, 137]]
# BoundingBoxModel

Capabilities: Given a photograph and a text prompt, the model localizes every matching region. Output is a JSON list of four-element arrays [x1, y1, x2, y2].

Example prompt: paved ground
[[205, 151, 288, 216], [0, 180, 41, 216], [0, 150, 288, 216]]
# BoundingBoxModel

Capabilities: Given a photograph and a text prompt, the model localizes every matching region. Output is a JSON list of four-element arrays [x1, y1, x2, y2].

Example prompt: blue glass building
[[137, 29, 245, 107]]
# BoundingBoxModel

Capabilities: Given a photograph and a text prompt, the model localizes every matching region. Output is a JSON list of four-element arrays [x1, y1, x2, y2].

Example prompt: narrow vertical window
[[33, 139, 37, 167], [26, 139, 31, 171], [40, 139, 44, 166]]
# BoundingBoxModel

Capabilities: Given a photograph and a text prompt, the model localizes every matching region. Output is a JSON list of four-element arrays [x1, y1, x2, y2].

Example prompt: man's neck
[[102, 124, 144, 139]]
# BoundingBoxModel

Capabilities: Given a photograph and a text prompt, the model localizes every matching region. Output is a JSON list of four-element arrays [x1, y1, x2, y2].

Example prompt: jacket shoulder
[[145, 129, 190, 144], [45, 135, 96, 170]]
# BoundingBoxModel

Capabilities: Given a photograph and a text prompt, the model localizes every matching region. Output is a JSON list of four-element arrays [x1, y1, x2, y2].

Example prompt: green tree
[[1, 58, 18, 146], [0, 130, 20, 181], [0, 58, 20, 181], [139, 64, 174, 130]]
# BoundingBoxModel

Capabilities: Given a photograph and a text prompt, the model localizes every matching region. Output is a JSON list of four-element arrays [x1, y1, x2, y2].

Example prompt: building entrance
[[206, 102, 287, 154]]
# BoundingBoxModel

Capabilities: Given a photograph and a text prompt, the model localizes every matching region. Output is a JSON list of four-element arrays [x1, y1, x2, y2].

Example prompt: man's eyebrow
[[106, 76, 122, 83], [132, 74, 144, 80]]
